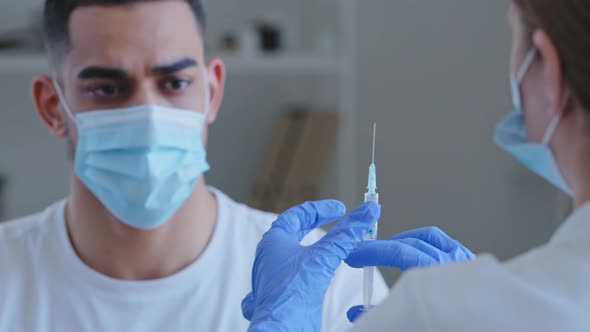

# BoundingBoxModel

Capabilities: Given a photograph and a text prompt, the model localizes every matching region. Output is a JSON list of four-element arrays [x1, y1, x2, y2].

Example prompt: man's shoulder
[[214, 189, 277, 231], [212, 188, 327, 244], [0, 200, 65, 257]]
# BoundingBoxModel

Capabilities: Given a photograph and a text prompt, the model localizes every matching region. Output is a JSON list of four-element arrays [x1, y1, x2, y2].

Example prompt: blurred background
[[0, 0, 570, 286]]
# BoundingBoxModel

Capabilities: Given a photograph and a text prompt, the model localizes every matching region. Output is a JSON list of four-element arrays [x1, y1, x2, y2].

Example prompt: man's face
[[55, 1, 217, 141]]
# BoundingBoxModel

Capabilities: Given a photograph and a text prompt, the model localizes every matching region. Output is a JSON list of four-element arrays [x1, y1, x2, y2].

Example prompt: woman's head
[[503, 1, 590, 203], [512, 0, 590, 109], [509, 0, 590, 141]]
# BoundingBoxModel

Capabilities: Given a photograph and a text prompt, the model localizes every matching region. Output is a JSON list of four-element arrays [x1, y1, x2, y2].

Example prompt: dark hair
[[513, 0, 590, 111], [43, 0, 206, 62]]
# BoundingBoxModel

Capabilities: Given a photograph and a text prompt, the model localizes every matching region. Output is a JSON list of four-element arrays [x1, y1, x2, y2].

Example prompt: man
[[0, 1, 388, 331]]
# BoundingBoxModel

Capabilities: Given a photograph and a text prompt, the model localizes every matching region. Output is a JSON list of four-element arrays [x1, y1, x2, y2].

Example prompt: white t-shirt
[[0, 188, 388, 332]]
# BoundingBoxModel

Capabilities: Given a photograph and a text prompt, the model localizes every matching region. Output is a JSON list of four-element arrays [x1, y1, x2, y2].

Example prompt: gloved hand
[[242, 200, 381, 332], [345, 226, 475, 322]]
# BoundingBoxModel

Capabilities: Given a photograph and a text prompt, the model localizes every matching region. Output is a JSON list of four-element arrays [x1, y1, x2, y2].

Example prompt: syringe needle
[[372, 123, 376, 164], [364, 123, 379, 310]]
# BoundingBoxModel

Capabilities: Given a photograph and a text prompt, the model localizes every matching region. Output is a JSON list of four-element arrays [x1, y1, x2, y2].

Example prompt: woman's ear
[[533, 30, 569, 116]]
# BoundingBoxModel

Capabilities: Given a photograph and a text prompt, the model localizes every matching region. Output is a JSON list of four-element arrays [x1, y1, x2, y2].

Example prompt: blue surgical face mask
[[54, 71, 211, 229], [494, 49, 574, 197]]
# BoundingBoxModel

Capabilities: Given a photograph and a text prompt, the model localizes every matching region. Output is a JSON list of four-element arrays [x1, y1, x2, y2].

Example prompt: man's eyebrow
[[77, 66, 129, 80], [151, 58, 199, 75]]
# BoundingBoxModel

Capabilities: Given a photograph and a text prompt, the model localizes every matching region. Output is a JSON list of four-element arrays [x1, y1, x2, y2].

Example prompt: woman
[[243, 1, 590, 331]]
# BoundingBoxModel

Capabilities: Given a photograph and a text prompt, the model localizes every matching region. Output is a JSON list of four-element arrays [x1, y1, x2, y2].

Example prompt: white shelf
[[221, 54, 341, 75], [0, 53, 49, 73], [0, 53, 342, 75]]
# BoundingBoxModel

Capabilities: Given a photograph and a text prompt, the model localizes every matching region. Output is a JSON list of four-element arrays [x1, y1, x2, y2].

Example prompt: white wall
[[0, 0, 41, 34], [0, 73, 69, 220], [0, 0, 66, 220]]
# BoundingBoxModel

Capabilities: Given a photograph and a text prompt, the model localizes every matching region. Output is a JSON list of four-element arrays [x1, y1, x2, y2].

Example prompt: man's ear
[[205, 58, 226, 125], [32, 75, 68, 138], [533, 30, 569, 117]]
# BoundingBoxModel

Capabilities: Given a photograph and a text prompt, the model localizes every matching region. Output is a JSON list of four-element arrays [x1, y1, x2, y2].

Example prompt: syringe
[[363, 123, 379, 310]]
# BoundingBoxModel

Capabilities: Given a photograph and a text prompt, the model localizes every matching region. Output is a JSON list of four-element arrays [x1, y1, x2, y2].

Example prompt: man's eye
[[88, 84, 122, 97], [163, 78, 190, 92]]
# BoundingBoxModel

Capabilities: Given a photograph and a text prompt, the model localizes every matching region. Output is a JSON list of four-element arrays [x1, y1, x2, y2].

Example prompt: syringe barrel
[[362, 191, 379, 308], [364, 191, 379, 203], [363, 191, 379, 241]]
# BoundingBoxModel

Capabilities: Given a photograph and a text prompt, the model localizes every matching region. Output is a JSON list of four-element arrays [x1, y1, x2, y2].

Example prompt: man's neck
[[65, 175, 218, 280]]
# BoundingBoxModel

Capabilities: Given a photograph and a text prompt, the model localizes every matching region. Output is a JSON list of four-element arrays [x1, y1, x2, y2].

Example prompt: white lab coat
[[352, 201, 590, 332]]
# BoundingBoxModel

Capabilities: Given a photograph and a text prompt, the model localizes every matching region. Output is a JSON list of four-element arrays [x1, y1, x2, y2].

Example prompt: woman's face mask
[[494, 48, 574, 197]]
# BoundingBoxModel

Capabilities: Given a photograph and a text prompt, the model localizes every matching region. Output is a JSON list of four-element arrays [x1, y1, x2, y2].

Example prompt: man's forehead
[[69, 1, 201, 41], [65, 1, 203, 74]]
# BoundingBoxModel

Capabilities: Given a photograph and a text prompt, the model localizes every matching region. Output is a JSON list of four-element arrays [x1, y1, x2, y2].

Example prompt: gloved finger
[[396, 238, 475, 262], [271, 200, 347, 242], [241, 292, 255, 321], [346, 305, 366, 323], [390, 226, 458, 253], [345, 240, 437, 270], [315, 202, 381, 259], [460, 246, 477, 260], [394, 238, 446, 261]]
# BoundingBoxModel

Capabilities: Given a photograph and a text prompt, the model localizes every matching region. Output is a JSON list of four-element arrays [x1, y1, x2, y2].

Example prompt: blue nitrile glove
[[242, 200, 381, 332], [345, 226, 475, 322]]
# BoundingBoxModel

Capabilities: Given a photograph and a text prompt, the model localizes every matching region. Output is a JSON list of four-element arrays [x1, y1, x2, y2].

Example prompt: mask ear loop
[[542, 92, 571, 145], [516, 48, 538, 82], [512, 48, 538, 114], [202, 67, 211, 117], [52, 78, 76, 122]]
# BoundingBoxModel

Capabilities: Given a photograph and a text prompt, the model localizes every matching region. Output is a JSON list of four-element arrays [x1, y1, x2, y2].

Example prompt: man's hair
[[43, 0, 206, 62]]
